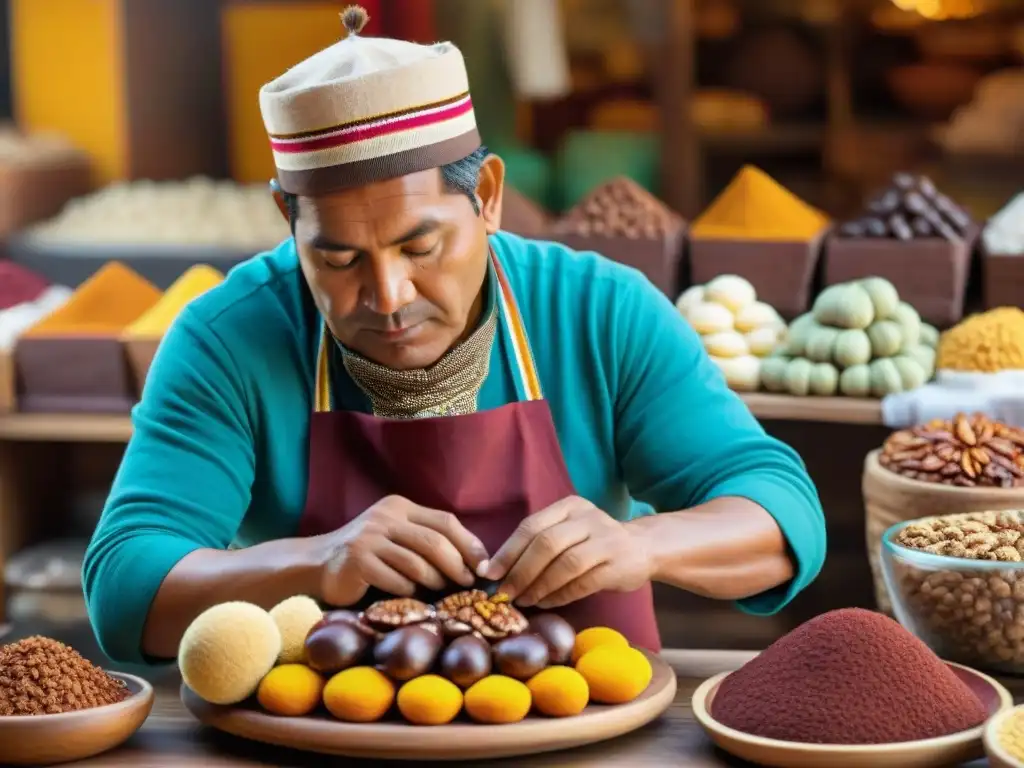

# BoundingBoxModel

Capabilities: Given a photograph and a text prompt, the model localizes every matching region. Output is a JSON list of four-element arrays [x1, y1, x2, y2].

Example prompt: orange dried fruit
[[575, 645, 653, 704], [527, 666, 589, 717], [322, 666, 395, 722], [397, 674, 464, 725], [257, 664, 324, 716], [464, 675, 532, 724], [571, 626, 628, 664]]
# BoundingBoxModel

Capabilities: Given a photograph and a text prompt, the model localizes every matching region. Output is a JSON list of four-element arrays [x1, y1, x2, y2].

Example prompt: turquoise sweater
[[83, 232, 826, 664]]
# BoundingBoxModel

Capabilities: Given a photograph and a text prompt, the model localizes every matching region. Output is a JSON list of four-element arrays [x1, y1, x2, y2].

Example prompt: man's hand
[[481, 496, 653, 609], [320, 495, 489, 607]]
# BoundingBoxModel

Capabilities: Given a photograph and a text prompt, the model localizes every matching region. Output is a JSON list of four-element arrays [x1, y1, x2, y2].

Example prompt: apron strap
[[313, 249, 542, 414]]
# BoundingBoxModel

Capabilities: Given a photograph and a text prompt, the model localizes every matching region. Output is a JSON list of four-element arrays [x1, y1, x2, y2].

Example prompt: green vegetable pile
[[760, 277, 939, 398]]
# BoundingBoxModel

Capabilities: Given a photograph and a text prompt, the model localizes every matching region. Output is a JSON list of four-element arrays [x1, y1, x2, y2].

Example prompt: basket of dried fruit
[[863, 413, 1024, 614]]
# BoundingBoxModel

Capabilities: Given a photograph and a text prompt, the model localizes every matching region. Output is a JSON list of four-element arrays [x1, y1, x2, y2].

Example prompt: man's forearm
[[629, 497, 793, 600], [141, 535, 330, 660]]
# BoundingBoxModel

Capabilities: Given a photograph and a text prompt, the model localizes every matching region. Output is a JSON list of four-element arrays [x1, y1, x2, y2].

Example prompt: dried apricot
[[571, 626, 628, 664], [257, 664, 324, 716], [527, 666, 589, 717], [322, 666, 394, 722], [464, 675, 532, 724], [576, 645, 652, 704], [397, 674, 463, 725]]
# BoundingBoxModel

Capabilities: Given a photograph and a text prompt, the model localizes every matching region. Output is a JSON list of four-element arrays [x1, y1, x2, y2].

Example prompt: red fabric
[[300, 398, 662, 651], [0, 261, 49, 311], [358, 0, 384, 36]]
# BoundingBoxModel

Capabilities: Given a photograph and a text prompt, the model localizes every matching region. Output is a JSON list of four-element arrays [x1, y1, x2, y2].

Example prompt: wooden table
[[36, 649, 1017, 766]]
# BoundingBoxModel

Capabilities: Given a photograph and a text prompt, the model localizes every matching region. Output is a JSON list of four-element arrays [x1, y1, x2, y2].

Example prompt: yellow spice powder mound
[[936, 307, 1024, 372], [124, 265, 223, 338], [690, 165, 829, 241]]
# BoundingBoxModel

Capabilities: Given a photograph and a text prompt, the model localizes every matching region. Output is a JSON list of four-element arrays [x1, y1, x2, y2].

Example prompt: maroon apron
[[299, 252, 661, 651]]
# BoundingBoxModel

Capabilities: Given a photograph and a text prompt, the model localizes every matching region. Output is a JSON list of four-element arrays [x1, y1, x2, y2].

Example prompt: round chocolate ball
[[528, 613, 576, 665], [374, 625, 442, 681], [440, 634, 492, 688], [304, 621, 369, 674], [493, 633, 550, 680]]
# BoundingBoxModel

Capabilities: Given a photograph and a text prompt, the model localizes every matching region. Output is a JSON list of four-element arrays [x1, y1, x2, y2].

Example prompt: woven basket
[[862, 449, 1024, 614]]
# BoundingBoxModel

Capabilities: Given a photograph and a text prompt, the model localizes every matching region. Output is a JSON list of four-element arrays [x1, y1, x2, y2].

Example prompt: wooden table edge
[[0, 395, 884, 443]]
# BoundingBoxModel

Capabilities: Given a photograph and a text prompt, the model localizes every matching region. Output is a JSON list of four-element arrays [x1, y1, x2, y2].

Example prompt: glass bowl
[[882, 520, 1024, 675]]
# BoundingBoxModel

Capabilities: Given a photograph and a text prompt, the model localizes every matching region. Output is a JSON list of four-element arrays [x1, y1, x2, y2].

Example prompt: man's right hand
[[319, 495, 489, 607]]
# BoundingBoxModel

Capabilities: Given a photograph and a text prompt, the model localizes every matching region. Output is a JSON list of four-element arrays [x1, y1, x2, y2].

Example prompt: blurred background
[[0, 0, 1023, 652]]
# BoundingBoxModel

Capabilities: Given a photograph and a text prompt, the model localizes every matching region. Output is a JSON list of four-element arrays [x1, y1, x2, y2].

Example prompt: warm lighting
[[888, 0, 986, 19]]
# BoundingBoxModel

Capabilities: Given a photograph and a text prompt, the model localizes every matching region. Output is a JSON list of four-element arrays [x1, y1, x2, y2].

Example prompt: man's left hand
[[480, 496, 653, 609]]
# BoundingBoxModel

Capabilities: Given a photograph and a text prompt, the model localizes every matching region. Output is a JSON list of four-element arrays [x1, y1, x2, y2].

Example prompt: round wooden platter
[[0, 672, 154, 766], [181, 650, 677, 761], [692, 661, 1012, 768]]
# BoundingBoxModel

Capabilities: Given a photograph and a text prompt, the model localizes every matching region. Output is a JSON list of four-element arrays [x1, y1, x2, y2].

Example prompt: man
[[83, 6, 825, 664]]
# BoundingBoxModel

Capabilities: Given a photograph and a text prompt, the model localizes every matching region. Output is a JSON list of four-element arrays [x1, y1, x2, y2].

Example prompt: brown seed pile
[[898, 510, 1024, 562], [0, 636, 129, 715], [880, 413, 1024, 488], [551, 177, 682, 239], [892, 511, 1024, 669]]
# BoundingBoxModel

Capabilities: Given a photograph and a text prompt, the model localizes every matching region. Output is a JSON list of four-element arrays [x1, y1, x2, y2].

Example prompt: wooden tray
[[692, 660, 1011, 768], [181, 650, 677, 761]]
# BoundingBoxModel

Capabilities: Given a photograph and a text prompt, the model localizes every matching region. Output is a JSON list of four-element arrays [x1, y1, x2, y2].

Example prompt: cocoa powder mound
[[0, 636, 129, 715], [711, 608, 988, 744], [551, 177, 683, 239]]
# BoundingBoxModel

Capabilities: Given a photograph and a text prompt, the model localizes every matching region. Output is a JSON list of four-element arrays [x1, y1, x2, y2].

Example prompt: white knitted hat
[[259, 5, 480, 195]]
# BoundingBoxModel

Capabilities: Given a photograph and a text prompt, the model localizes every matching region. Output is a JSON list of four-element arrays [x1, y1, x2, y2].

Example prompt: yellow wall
[[222, 2, 344, 184], [11, 0, 126, 183]]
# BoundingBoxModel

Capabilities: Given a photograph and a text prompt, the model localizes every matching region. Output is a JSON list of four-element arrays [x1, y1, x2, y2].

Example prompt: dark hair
[[282, 146, 489, 233]]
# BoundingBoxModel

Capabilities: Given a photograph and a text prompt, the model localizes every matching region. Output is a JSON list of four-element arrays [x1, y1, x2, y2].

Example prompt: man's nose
[[362, 256, 416, 317]]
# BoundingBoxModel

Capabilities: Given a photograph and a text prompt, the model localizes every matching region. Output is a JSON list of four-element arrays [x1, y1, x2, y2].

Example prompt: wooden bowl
[[692, 661, 1011, 768], [182, 650, 677, 761], [0, 672, 154, 765], [985, 705, 1024, 768]]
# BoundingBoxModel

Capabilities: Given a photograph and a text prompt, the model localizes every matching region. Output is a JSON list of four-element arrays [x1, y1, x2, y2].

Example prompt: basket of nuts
[[863, 413, 1024, 614], [881, 511, 1024, 674]]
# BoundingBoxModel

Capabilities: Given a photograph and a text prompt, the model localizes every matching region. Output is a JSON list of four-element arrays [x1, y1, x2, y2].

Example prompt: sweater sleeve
[[612, 274, 826, 614], [82, 308, 256, 664]]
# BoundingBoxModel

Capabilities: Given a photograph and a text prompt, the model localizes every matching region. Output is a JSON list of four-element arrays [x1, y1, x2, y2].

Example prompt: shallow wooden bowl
[[985, 704, 1024, 768], [692, 661, 1010, 768], [182, 650, 677, 761], [0, 672, 154, 765]]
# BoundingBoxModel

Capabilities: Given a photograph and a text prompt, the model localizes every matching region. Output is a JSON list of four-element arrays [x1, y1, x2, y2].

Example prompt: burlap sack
[[862, 449, 1024, 613]]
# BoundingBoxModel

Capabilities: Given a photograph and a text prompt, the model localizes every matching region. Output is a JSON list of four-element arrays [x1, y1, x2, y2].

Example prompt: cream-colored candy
[[703, 331, 749, 358], [686, 301, 734, 334], [735, 301, 782, 333], [712, 354, 761, 391], [675, 285, 705, 315], [705, 274, 756, 313], [745, 326, 782, 357]]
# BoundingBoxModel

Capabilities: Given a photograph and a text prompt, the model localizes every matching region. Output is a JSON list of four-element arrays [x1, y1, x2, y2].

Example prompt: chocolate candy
[[837, 173, 973, 242], [889, 215, 913, 241], [527, 613, 577, 665], [305, 621, 370, 674], [374, 625, 442, 681], [440, 634, 493, 688], [492, 633, 550, 680]]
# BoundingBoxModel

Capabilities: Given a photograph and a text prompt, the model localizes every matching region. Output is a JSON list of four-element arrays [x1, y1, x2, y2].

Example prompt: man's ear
[[269, 178, 288, 220], [476, 154, 506, 235]]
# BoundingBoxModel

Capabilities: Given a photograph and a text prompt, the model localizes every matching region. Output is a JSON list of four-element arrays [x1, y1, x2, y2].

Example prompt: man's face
[[292, 156, 504, 370]]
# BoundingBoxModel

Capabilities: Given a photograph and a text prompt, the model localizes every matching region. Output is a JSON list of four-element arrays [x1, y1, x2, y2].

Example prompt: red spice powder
[[710, 608, 988, 744]]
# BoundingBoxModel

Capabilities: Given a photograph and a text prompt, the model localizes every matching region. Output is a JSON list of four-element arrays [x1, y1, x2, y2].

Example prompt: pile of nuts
[[891, 511, 1024, 668], [551, 177, 682, 239], [879, 413, 1024, 488]]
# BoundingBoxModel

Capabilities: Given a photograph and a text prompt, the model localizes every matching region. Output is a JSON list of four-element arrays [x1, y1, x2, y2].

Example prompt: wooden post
[[11, 0, 226, 184], [656, 0, 700, 218]]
